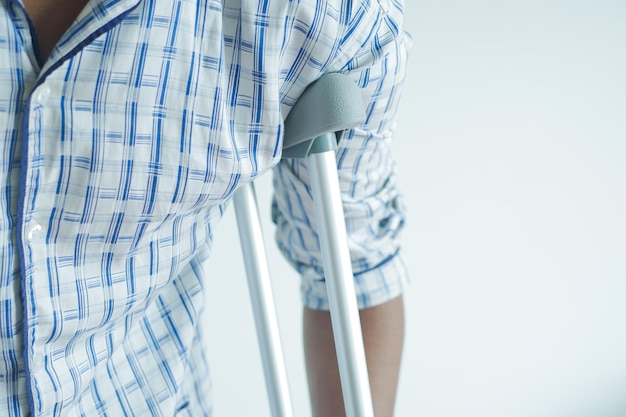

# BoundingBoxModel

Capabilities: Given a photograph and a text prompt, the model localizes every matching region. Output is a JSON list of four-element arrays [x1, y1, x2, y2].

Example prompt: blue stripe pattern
[[0, 0, 410, 415]]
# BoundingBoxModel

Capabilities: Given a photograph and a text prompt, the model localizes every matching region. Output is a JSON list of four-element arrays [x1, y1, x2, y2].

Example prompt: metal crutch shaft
[[233, 183, 294, 417], [308, 139, 375, 417]]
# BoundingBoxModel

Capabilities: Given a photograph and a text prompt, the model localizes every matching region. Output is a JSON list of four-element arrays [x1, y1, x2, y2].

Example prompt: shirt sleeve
[[272, 0, 412, 310]]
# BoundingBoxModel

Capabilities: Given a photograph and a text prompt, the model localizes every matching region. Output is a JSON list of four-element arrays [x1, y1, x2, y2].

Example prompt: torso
[[22, 0, 89, 62]]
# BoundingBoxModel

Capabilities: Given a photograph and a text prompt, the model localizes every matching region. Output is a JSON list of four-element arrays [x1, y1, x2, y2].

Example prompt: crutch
[[233, 73, 374, 417]]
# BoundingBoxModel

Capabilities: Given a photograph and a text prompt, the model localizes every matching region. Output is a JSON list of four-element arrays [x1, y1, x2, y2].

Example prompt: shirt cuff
[[300, 251, 410, 311]]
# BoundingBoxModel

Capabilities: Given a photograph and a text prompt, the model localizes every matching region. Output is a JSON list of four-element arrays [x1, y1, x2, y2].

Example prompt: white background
[[205, 1, 626, 416]]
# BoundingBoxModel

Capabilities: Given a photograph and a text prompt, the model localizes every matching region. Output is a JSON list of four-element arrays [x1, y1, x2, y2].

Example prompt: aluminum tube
[[233, 183, 294, 417], [308, 142, 375, 417]]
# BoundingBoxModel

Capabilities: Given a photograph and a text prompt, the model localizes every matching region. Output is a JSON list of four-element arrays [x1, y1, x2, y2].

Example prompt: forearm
[[304, 295, 405, 417]]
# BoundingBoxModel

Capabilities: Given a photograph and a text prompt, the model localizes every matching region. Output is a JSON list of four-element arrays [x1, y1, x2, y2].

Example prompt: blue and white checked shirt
[[0, 0, 410, 415]]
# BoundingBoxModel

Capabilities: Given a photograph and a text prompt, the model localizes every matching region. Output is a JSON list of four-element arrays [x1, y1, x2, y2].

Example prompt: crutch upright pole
[[234, 73, 373, 417]]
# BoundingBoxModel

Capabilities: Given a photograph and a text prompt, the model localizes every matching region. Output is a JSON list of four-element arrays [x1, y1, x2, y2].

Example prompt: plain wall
[[205, 1, 626, 416]]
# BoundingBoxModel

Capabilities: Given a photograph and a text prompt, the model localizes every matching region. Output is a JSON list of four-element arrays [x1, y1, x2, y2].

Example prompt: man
[[0, 0, 410, 415]]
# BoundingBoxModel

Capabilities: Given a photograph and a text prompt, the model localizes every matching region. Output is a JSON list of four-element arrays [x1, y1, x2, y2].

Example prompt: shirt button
[[36, 87, 50, 103], [31, 356, 44, 370], [27, 223, 42, 241]]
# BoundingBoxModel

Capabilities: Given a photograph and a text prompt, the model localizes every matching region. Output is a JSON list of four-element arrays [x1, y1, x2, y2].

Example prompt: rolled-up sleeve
[[272, 0, 412, 310]]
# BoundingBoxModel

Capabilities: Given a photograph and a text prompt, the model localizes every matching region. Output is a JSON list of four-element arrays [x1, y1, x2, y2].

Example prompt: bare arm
[[304, 295, 405, 417]]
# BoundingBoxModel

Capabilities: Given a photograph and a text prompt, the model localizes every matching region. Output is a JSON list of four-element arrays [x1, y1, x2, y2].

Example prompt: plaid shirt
[[0, 0, 410, 415]]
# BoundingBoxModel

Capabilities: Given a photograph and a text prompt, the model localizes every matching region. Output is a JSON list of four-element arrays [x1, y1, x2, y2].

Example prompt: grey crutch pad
[[282, 73, 366, 159]]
